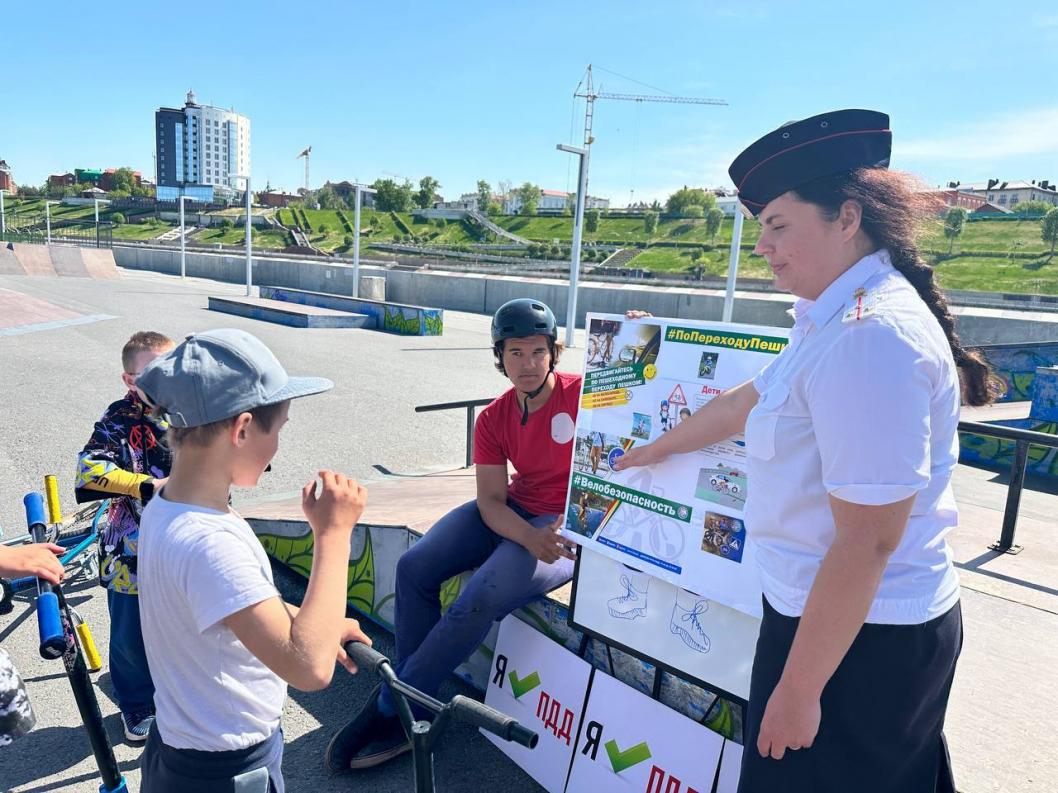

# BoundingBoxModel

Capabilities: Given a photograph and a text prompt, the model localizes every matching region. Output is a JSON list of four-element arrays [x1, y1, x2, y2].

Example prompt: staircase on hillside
[[596, 247, 640, 269], [466, 210, 531, 245]]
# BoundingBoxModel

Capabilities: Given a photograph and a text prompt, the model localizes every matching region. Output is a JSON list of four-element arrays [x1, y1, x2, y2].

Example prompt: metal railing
[[415, 398, 494, 468], [958, 419, 1058, 554]]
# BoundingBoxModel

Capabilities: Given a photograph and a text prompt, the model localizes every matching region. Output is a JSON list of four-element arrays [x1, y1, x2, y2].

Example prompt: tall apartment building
[[155, 90, 250, 202]]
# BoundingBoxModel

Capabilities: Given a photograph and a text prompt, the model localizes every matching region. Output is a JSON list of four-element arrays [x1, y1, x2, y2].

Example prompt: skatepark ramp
[[0, 242, 120, 279]]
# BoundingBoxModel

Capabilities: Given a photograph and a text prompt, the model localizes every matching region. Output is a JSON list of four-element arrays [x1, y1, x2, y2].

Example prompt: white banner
[[572, 547, 760, 701], [561, 314, 789, 618], [566, 668, 735, 793], [483, 615, 594, 793]]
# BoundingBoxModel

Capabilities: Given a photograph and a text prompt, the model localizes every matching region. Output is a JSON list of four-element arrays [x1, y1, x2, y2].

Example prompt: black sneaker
[[324, 685, 412, 772]]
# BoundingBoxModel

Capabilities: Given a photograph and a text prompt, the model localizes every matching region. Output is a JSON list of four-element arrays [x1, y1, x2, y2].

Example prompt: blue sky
[[3, 1, 1057, 203]]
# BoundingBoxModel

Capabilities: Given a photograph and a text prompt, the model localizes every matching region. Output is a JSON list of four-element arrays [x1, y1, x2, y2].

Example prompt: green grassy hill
[[3, 198, 1054, 294]]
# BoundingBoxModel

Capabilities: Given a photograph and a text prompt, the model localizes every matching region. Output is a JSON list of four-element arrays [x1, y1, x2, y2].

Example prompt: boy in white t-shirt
[[135, 329, 371, 793]]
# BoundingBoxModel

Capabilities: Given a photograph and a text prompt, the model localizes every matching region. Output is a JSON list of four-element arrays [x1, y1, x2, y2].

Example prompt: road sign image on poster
[[483, 616, 594, 793], [572, 548, 760, 701], [565, 666, 733, 793], [562, 313, 789, 618]]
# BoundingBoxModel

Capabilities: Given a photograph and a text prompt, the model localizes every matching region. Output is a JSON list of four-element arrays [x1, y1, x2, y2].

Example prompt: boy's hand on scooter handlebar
[[522, 517, 577, 565], [301, 471, 368, 539], [0, 543, 66, 584], [335, 618, 372, 674]]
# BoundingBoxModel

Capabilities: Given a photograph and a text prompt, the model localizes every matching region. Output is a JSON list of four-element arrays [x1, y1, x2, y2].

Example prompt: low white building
[[955, 179, 1058, 210], [503, 189, 610, 214]]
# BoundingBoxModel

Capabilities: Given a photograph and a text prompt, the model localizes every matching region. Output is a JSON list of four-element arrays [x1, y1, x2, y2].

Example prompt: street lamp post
[[229, 175, 253, 296], [179, 195, 196, 280], [0, 189, 6, 237], [46, 201, 56, 245], [722, 210, 745, 323], [556, 143, 590, 348], [353, 183, 377, 298]]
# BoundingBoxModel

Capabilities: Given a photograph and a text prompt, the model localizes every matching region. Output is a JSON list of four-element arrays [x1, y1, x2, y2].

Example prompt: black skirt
[[738, 597, 962, 793]]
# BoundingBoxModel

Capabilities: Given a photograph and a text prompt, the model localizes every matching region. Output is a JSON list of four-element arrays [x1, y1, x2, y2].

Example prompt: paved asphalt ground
[[0, 269, 577, 793], [4, 268, 1056, 793]]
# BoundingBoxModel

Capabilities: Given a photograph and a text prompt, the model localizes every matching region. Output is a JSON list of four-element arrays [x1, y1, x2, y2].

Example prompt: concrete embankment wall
[[113, 245, 1058, 346]]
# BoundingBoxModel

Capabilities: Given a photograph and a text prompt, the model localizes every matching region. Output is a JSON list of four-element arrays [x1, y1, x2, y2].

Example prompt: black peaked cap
[[728, 109, 892, 217]]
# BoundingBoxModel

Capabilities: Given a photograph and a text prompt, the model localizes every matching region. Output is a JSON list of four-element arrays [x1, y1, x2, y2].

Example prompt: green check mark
[[604, 739, 652, 773], [507, 670, 541, 699]]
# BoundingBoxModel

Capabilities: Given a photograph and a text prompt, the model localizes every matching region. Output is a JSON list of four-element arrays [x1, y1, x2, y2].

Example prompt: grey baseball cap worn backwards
[[136, 329, 333, 428]]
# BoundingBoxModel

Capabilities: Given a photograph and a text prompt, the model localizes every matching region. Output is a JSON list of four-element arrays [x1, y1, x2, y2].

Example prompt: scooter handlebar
[[24, 493, 65, 659], [450, 694, 538, 748], [343, 641, 388, 675], [341, 642, 538, 748]]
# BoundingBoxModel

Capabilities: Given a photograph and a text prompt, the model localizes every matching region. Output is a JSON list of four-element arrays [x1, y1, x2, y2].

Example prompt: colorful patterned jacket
[[75, 391, 171, 595]]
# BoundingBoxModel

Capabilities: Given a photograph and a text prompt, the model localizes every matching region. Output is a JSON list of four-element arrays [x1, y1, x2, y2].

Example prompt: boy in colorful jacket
[[75, 331, 174, 744]]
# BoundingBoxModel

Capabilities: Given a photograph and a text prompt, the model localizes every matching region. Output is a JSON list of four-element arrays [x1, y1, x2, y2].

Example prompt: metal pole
[[46, 202, 52, 245], [411, 721, 434, 793], [722, 210, 744, 323], [564, 147, 590, 348], [353, 185, 362, 298], [1, 189, 6, 236], [465, 405, 475, 468], [179, 196, 187, 280], [992, 438, 1028, 554], [94, 199, 99, 226], [244, 177, 252, 296]]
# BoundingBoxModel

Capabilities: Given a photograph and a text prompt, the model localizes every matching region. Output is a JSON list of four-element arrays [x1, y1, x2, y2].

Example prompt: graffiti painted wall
[[975, 342, 1058, 403], [251, 518, 742, 742], [259, 286, 444, 336]]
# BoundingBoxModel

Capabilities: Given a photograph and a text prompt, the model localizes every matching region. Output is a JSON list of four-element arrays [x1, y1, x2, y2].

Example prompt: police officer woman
[[614, 109, 992, 792]]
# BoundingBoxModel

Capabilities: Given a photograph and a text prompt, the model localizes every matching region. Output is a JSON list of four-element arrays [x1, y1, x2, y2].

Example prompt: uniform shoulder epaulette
[[841, 285, 886, 323]]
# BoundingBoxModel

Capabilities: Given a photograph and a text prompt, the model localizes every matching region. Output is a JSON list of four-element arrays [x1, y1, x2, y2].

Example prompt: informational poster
[[566, 670, 735, 793], [561, 314, 789, 618], [483, 615, 594, 793], [572, 547, 760, 701], [482, 616, 744, 793]]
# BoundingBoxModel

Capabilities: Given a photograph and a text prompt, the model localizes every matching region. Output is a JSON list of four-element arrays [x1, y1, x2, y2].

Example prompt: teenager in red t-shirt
[[326, 298, 579, 772]]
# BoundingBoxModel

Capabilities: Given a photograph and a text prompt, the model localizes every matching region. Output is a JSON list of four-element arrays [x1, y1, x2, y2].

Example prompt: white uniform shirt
[[744, 249, 961, 625], [139, 494, 286, 750]]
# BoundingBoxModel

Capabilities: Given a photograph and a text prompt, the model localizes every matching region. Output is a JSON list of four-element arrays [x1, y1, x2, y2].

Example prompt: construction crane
[[574, 63, 727, 163], [297, 146, 311, 192], [557, 65, 727, 347]]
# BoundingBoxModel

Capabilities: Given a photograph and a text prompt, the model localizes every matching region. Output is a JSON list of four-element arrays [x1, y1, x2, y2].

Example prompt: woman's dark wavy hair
[[792, 168, 995, 406]]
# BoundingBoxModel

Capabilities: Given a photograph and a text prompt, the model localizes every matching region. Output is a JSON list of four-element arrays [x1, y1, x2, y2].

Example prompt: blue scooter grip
[[36, 591, 65, 659], [23, 492, 47, 534], [24, 493, 65, 659]]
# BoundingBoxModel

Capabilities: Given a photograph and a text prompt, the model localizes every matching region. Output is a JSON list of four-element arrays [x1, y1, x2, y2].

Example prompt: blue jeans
[[380, 499, 573, 710], [107, 589, 155, 715]]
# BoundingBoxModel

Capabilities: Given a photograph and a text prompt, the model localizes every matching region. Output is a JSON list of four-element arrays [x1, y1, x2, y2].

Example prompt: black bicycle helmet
[[490, 299, 558, 345]]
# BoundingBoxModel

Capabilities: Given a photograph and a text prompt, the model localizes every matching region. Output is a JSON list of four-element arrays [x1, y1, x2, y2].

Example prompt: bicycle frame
[[4, 501, 108, 595]]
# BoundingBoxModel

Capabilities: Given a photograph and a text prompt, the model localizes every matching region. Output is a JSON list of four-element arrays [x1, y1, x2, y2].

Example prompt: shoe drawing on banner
[[670, 592, 711, 653], [607, 570, 650, 620]]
